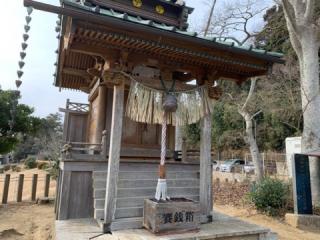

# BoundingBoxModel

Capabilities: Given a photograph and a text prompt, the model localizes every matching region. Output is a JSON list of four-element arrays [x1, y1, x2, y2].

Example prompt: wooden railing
[[66, 99, 89, 112], [61, 142, 103, 161]]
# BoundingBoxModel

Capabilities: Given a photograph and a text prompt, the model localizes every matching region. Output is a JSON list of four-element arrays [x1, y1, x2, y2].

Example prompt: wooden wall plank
[[68, 172, 94, 218], [57, 171, 71, 220]]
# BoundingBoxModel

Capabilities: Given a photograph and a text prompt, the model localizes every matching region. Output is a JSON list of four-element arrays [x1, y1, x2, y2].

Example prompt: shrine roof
[[63, 0, 283, 61]]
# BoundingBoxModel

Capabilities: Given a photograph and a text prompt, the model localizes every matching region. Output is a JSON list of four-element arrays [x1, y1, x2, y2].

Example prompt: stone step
[[93, 178, 200, 189], [94, 195, 200, 209], [93, 171, 199, 180], [94, 187, 199, 199]]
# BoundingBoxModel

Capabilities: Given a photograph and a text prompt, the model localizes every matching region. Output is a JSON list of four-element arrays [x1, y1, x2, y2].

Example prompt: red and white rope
[[160, 111, 167, 165]]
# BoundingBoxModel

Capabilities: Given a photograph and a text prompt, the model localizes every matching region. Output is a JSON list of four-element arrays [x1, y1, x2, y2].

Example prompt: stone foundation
[[285, 213, 320, 231]]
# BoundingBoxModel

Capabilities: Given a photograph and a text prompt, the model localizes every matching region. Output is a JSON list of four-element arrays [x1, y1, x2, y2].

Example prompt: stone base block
[[285, 213, 320, 230]]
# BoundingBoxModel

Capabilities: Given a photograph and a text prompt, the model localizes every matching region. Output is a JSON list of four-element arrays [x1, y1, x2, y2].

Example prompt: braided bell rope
[[160, 111, 167, 166]]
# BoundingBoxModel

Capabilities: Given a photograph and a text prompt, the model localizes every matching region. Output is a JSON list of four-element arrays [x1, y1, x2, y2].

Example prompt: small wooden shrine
[[24, 0, 283, 233]]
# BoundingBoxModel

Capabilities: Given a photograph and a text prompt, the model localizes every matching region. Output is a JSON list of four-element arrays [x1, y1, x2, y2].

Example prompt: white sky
[[0, 0, 272, 117]]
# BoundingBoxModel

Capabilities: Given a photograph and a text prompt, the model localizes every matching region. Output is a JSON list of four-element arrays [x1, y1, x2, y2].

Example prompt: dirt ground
[[214, 204, 320, 240], [0, 202, 55, 240]]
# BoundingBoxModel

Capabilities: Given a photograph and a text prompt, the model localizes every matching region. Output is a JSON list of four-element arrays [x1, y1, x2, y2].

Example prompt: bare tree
[[281, 0, 320, 204], [238, 79, 264, 180], [203, 0, 218, 36], [207, 0, 267, 44], [205, 0, 271, 181]]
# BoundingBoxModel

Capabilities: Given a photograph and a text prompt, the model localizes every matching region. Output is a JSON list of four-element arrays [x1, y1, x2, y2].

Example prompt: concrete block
[[285, 213, 320, 230]]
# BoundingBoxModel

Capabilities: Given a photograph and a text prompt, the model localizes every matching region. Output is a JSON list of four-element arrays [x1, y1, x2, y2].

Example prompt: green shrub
[[248, 178, 289, 216], [47, 160, 59, 180], [11, 165, 21, 172], [37, 161, 49, 170], [24, 157, 37, 169], [3, 164, 10, 171], [10, 164, 18, 170]]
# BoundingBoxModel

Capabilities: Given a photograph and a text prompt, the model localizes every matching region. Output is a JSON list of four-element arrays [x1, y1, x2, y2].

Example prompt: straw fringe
[[126, 79, 215, 126]]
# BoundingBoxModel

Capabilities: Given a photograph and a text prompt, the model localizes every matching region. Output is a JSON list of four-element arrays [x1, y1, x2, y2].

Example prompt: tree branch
[[241, 77, 257, 112], [305, 0, 315, 21]]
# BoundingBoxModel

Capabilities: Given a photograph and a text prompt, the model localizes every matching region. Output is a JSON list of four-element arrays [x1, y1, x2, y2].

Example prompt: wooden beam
[[63, 17, 75, 51], [70, 42, 256, 83], [62, 67, 91, 81], [199, 114, 212, 223], [173, 72, 194, 82], [70, 42, 120, 61], [103, 81, 125, 231]]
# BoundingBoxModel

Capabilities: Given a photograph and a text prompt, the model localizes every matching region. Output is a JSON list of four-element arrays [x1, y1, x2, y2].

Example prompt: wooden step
[[93, 178, 200, 189], [94, 195, 200, 209], [117, 187, 200, 198], [96, 217, 143, 231], [111, 217, 143, 231], [94, 186, 199, 199], [94, 208, 104, 221], [93, 171, 200, 180], [116, 207, 143, 218], [94, 207, 143, 220], [118, 163, 199, 172]]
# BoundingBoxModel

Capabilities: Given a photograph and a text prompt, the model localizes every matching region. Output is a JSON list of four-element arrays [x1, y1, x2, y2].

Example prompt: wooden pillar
[[44, 174, 50, 197], [16, 174, 24, 202], [199, 114, 212, 222], [2, 174, 10, 204], [103, 82, 124, 231], [31, 174, 38, 201], [95, 85, 107, 144], [62, 99, 70, 142]]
